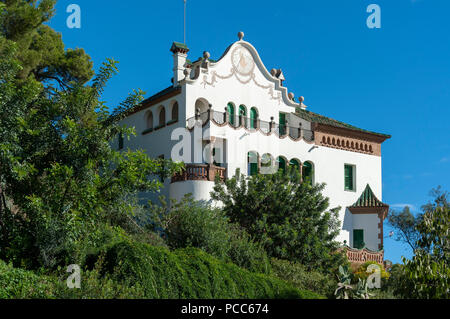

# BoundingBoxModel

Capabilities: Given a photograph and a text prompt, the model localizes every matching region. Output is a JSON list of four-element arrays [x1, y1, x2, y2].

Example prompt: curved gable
[[187, 38, 303, 110]]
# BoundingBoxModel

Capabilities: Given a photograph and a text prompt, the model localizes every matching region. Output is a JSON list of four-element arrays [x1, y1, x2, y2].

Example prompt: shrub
[[150, 196, 271, 274], [0, 258, 145, 299], [353, 261, 390, 283], [270, 258, 336, 297], [95, 240, 323, 299], [0, 260, 57, 299], [211, 169, 346, 272]]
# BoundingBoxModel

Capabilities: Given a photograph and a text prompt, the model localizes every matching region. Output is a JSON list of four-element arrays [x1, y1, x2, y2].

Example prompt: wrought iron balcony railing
[[186, 109, 315, 142]]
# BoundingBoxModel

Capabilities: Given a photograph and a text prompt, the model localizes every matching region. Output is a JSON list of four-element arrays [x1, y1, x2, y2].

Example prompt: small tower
[[170, 42, 190, 86]]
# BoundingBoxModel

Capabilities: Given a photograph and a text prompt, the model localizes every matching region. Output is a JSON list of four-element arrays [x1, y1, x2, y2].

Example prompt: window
[[213, 147, 222, 167], [344, 164, 355, 191], [248, 151, 258, 176], [261, 153, 273, 174], [250, 107, 258, 129], [118, 133, 124, 150], [146, 111, 153, 129], [171, 102, 179, 122], [279, 113, 286, 136], [289, 159, 300, 173], [353, 229, 364, 249], [302, 161, 314, 184], [277, 156, 286, 172], [227, 103, 235, 126], [159, 107, 166, 127], [239, 105, 246, 127]]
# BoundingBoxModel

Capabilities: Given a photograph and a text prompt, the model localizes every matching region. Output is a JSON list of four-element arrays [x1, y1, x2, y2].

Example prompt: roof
[[170, 42, 189, 53], [295, 108, 391, 138], [140, 85, 180, 106], [110, 85, 181, 121], [350, 184, 389, 208]]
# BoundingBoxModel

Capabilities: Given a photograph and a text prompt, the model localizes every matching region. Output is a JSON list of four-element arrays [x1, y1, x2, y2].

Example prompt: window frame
[[353, 229, 365, 249], [344, 164, 356, 192]]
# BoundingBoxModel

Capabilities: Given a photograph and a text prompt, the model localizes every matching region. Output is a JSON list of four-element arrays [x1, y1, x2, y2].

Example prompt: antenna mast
[[184, 0, 187, 44]]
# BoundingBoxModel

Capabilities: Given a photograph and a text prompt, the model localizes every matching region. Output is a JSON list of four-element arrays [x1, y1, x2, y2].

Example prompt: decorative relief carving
[[315, 130, 381, 156], [200, 69, 281, 104]]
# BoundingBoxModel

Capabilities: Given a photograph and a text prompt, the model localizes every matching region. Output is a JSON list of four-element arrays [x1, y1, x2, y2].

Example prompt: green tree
[[211, 168, 345, 273], [387, 206, 422, 251], [0, 0, 93, 88], [0, 24, 181, 269], [397, 189, 449, 299], [149, 196, 270, 274]]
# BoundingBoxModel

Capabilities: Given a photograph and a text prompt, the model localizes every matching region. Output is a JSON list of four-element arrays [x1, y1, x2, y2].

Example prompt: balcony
[[343, 246, 384, 266], [186, 109, 315, 142], [171, 164, 226, 183]]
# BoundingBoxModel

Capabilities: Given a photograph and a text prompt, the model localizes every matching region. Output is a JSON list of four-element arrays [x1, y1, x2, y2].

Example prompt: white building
[[116, 32, 391, 264]]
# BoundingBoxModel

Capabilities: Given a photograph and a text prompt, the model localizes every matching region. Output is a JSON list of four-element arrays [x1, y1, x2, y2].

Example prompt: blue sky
[[48, 0, 449, 263]]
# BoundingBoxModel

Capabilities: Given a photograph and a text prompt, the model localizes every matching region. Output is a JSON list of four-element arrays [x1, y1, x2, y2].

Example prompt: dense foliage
[[211, 168, 345, 272], [270, 258, 336, 297], [89, 240, 322, 299], [150, 196, 271, 274], [0, 0, 93, 88], [0, 7, 181, 269], [397, 203, 449, 298]]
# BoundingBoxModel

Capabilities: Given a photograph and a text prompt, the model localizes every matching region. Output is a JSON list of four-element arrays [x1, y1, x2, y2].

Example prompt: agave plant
[[334, 265, 354, 299], [334, 265, 373, 299], [354, 278, 374, 299]]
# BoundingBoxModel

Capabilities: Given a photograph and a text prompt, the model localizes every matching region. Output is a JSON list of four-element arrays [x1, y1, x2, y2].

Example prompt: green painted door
[[353, 229, 364, 249]]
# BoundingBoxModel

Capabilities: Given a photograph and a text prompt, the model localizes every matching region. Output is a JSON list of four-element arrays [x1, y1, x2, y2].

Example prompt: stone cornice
[[313, 123, 390, 143]]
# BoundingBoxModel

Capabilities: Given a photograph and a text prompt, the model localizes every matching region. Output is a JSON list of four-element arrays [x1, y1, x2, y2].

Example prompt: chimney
[[170, 42, 189, 86]]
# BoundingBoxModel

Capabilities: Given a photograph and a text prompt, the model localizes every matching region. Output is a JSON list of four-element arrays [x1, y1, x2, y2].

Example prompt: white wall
[[351, 213, 381, 251], [118, 38, 385, 250]]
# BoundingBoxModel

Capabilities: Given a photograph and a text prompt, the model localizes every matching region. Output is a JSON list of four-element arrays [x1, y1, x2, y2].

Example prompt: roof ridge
[[351, 184, 388, 208], [295, 108, 391, 138]]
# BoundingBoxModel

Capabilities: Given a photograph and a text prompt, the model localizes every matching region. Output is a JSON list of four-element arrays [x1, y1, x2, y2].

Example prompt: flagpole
[[184, 0, 187, 44]]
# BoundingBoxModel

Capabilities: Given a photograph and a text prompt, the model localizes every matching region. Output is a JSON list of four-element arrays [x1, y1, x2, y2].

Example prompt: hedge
[[1, 241, 323, 299], [0, 260, 57, 299], [96, 240, 323, 299]]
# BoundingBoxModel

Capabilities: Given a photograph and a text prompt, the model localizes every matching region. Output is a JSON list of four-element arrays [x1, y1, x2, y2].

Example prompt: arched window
[[250, 107, 258, 129], [289, 159, 300, 172], [227, 103, 235, 126], [248, 151, 259, 176], [261, 153, 273, 174], [239, 105, 247, 127], [146, 111, 153, 129], [277, 156, 287, 172], [302, 161, 314, 184], [159, 107, 166, 127], [171, 102, 179, 122]]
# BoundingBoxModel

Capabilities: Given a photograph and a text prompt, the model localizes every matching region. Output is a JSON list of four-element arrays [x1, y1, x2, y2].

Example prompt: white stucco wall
[[118, 37, 386, 251], [351, 212, 381, 251]]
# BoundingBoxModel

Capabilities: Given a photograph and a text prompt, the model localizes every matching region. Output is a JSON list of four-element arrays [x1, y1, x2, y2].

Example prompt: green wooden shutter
[[227, 103, 235, 126], [250, 108, 257, 129], [353, 229, 364, 249], [248, 152, 258, 176], [277, 157, 286, 172], [345, 165, 353, 190], [303, 161, 313, 184], [279, 113, 286, 135]]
